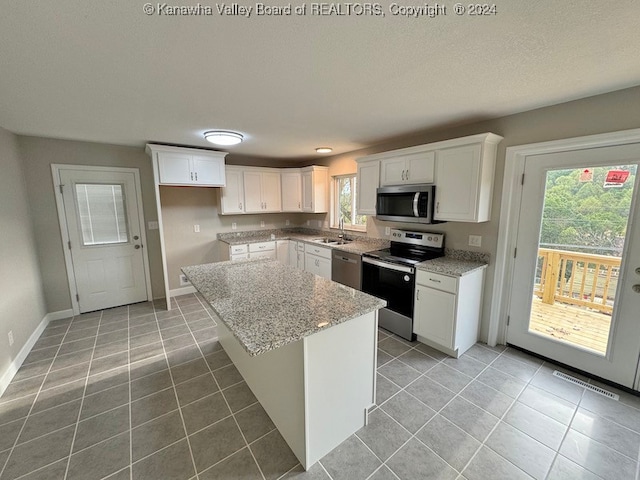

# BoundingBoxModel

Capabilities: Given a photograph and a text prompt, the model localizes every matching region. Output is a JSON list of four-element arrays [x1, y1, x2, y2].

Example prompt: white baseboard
[[46, 309, 74, 322], [0, 309, 75, 397], [169, 286, 196, 297], [0, 314, 49, 397]]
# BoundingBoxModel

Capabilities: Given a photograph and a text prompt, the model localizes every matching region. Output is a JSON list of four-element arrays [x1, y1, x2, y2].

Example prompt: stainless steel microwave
[[375, 184, 436, 224]]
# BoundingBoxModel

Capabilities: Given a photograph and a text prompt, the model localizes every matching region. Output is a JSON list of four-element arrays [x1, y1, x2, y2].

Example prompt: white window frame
[[331, 174, 367, 232]]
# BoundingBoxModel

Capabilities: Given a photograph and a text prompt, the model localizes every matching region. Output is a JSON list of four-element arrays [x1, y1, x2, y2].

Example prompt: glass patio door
[[507, 143, 640, 388]]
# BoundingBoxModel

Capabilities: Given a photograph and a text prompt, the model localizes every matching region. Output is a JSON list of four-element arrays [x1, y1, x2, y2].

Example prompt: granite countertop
[[218, 229, 389, 255], [417, 257, 487, 276], [417, 249, 490, 276], [182, 260, 386, 356]]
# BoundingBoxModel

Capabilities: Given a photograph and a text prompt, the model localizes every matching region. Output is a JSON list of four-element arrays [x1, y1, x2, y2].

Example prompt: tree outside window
[[333, 174, 366, 231]]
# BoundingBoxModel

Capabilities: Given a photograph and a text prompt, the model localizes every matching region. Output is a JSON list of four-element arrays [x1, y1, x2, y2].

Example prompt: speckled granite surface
[[218, 229, 389, 255], [182, 260, 386, 356], [417, 249, 489, 277], [444, 248, 490, 264]]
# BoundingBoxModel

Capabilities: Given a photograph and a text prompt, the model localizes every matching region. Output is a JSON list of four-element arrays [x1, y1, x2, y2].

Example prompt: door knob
[[134, 245, 141, 250], [633, 284, 640, 293]]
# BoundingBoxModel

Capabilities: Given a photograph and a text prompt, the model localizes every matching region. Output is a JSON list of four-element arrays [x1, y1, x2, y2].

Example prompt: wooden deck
[[529, 297, 611, 355]]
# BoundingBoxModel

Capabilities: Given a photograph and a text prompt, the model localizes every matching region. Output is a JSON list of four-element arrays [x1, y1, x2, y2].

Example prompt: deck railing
[[534, 248, 621, 314]]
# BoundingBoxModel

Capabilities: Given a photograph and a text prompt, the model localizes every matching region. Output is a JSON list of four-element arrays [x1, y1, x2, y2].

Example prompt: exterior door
[[507, 143, 640, 388], [58, 167, 148, 313]]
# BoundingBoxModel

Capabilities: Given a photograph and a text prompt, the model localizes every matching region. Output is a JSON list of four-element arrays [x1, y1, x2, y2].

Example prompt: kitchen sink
[[311, 237, 353, 245], [312, 237, 336, 244]]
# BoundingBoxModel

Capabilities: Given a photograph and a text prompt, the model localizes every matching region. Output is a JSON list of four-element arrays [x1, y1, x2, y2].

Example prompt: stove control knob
[[427, 236, 432, 241], [404, 275, 410, 282]]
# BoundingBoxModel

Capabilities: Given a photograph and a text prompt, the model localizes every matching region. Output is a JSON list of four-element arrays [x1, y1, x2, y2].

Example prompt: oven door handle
[[413, 192, 420, 217], [362, 257, 414, 274]]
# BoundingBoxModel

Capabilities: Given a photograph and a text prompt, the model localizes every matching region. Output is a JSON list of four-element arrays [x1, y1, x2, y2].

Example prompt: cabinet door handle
[[436, 202, 440, 213], [417, 289, 420, 300], [401, 170, 405, 181], [298, 202, 300, 209], [429, 278, 441, 283], [406, 169, 409, 180], [190, 172, 194, 181], [195, 172, 198, 181], [239, 203, 242, 210]]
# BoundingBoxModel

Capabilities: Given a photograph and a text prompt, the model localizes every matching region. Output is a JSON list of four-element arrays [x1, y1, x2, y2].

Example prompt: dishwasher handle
[[334, 254, 357, 264]]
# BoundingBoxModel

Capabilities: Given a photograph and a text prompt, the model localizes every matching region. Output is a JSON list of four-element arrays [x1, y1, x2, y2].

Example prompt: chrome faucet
[[338, 217, 345, 240]]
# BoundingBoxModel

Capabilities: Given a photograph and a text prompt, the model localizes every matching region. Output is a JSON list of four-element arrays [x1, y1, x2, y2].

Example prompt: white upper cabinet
[[191, 155, 225, 185], [220, 167, 245, 214], [301, 166, 329, 213], [157, 152, 192, 184], [434, 133, 502, 223], [281, 169, 302, 212], [380, 150, 435, 186], [243, 168, 282, 213], [147, 145, 227, 187], [261, 170, 282, 213], [356, 160, 380, 215], [357, 133, 502, 223], [243, 170, 263, 213]]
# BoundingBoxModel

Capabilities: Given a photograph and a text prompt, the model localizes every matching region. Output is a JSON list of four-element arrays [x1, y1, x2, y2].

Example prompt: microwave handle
[[413, 192, 420, 217]]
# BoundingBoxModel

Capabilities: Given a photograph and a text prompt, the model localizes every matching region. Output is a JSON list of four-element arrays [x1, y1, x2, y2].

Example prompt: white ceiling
[[1, 1, 639, 159]]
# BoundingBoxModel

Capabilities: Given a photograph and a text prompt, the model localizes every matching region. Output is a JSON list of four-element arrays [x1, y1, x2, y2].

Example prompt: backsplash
[[445, 248, 490, 264], [218, 227, 390, 249]]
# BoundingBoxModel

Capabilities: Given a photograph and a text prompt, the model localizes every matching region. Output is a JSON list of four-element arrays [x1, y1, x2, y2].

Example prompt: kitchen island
[[182, 259, 386, 470]]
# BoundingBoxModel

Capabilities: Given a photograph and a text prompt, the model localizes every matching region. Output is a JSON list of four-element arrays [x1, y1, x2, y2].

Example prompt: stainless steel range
[[361, 229, 445, 341]]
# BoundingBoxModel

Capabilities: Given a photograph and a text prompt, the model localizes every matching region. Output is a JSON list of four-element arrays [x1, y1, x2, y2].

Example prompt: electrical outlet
[[148, 221, 159, 230], [306, 220, 310, 226], [468, 235, 482, 247], [8, 330, 14, 347], [193, 224, 200, 233], [232, 222, 237, 230], [385, 227, 391, 236], [324, 221, 328, 228], [286, 219, 290, 226], [260, 221, 265, 227], [318, 220, 323, 228], [179, 274, 191, 286]]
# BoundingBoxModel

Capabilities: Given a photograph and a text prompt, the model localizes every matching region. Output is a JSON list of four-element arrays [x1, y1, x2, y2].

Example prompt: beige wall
[[17, 137, 165, 312], [0, 127, 47, 385], [313, 85, 640, 340]]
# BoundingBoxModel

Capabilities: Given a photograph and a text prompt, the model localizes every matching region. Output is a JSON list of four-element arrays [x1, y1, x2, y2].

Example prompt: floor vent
[[553, 371, 619, 400]]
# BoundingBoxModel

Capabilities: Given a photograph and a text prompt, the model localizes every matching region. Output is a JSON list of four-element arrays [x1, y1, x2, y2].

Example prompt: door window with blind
[[75, 183, 129, 246]]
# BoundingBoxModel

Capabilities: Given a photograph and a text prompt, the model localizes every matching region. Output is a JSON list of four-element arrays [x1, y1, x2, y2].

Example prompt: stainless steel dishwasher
[[331, 250, 362, 290]]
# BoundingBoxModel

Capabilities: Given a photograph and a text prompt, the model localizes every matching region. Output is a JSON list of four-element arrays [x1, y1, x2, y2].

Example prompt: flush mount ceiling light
[[204, 130, 244, 146], [315, 147, 333, 154]]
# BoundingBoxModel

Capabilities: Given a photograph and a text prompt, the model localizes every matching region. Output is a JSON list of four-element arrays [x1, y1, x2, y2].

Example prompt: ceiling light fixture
[[315, 147, 332, 154], [204, 130, 244, 146]]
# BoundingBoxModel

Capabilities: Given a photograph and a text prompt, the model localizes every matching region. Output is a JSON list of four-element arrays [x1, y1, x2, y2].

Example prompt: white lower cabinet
[[289, 241, 305, 270], [229, 244, 249, 261], [276, 240, 290, 264], [413, 268, 485, 357], [304, 244, 332, 280], [227, 242, 277, 261], [249, 241, 276, 260]]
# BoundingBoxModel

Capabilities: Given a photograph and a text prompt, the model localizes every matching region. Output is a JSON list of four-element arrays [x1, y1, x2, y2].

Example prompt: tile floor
[[1, 294, 640, 479]]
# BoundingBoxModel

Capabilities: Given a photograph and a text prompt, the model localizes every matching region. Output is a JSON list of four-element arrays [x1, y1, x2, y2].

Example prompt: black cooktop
[[363, 246, 444, 267]]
